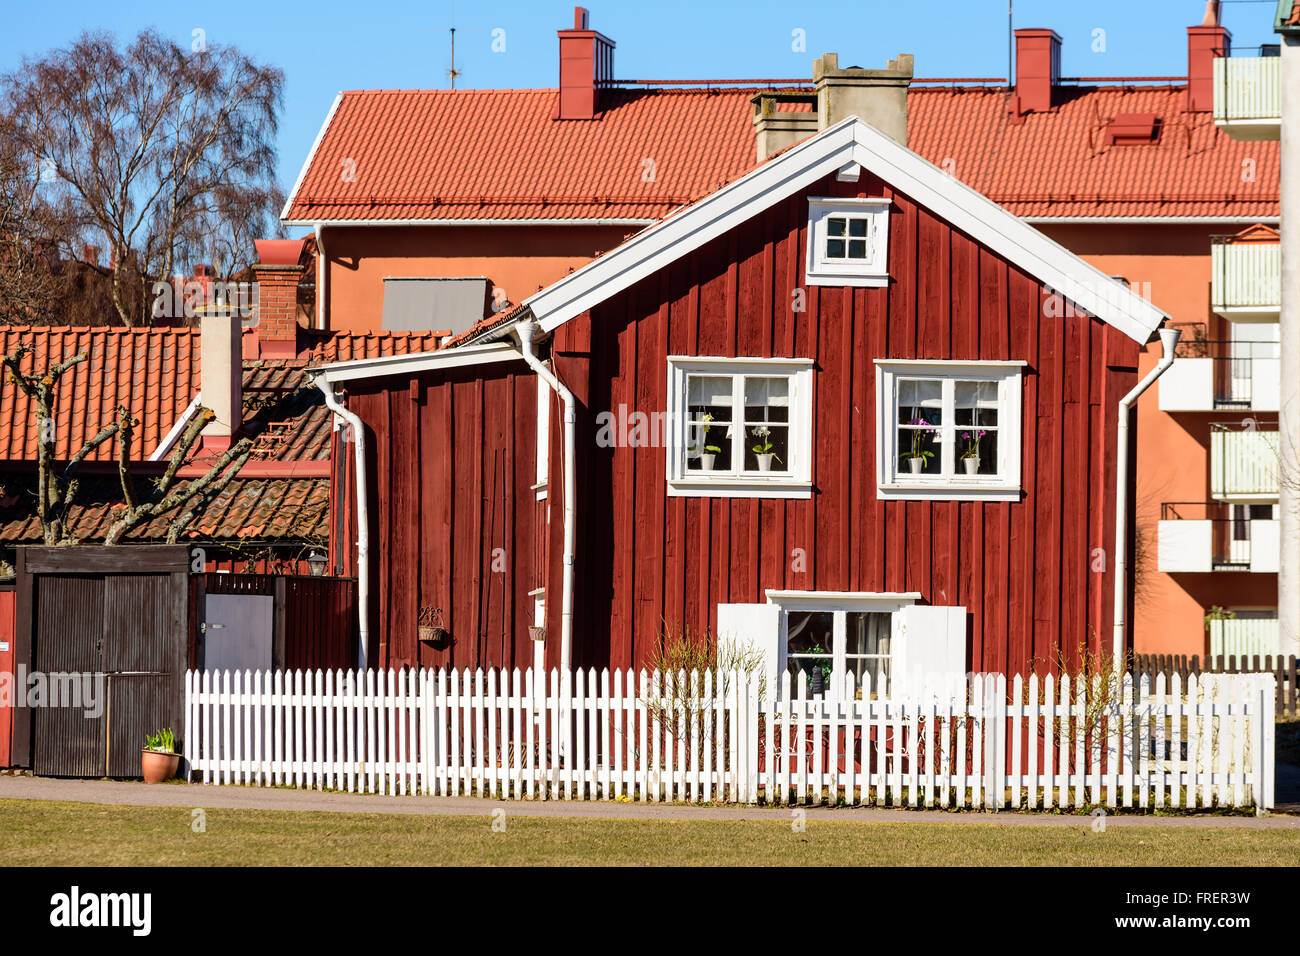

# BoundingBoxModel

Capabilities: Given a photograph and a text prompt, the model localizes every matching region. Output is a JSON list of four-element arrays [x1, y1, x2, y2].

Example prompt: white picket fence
[[184, 667, 1276, 811]]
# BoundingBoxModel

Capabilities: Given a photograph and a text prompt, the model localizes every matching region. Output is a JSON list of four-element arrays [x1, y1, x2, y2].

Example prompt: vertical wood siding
[[343, 363, 540, 670], [347, 173, 1138, 676], [555, 172, 1137, 673]]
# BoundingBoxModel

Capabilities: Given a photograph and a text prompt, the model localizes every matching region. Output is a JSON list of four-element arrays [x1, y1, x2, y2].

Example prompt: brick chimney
[[556, 6, 615, 120], [252, 238, 305, 359], [80, 244, 98, 267], [1013, 29, 1061, 118], [1187, 0, 1230, 113], [200, 309, 242, 449], [813, 52, 913, 144]]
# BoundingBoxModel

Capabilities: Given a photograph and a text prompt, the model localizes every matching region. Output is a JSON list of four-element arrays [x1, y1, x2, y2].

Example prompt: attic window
[[805, 197, 891, 287], [1106, 113, 1159, 146]]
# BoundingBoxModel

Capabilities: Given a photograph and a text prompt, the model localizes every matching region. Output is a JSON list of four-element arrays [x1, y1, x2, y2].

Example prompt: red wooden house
[[314, 116, 1168, 692]]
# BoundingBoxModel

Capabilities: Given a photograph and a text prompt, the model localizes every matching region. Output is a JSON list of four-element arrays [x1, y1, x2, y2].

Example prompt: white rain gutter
[[517, 319, 576, 670], [1112, 326, 1180, 666], [316, 378, 370, 669]]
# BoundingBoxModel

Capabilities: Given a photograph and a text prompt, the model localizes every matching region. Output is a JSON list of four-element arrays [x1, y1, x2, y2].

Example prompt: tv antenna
[[447, 2, 462, 89]]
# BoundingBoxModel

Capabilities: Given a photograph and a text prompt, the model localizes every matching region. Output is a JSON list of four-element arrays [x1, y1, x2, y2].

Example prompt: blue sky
[[0, 0, 1282, 197]]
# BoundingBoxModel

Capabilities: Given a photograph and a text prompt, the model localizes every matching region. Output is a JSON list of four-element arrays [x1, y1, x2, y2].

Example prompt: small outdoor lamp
[[306, 550, 328, 577]]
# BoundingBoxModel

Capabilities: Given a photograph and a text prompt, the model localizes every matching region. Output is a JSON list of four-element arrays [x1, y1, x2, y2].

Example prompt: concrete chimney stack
[[199, 310, 243, 447], [813, 52, 913, 144]]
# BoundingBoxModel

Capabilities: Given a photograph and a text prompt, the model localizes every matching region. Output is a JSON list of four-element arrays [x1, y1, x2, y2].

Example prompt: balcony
[[1158, 339, 1279, 412], [1210, 423, 1278, 500], [1208, 613, 1280, 658], [1211, 234, 1280, 321], [1212, 52, 1280, 141], [1158, 502, 1279, 573]]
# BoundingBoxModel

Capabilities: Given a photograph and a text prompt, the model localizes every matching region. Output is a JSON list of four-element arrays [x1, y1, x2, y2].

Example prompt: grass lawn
[[0, 798, 1295, 866]]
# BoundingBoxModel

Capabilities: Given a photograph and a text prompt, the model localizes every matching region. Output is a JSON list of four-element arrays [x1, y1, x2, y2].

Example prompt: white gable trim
[[280, 92, 344, 223], [311, 341, 524, 386], [522, 118, 1167, 345]]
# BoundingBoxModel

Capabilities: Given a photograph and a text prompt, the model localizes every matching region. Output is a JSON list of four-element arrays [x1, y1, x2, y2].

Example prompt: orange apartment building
[[282, 4, 1280, 659]]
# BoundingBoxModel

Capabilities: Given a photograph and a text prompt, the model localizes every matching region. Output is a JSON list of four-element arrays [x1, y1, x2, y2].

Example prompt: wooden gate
[[13, 547, 188, 777], [0, 586, 15, 767]]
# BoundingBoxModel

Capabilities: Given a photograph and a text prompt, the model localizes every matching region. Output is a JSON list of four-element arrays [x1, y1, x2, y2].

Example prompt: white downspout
[[517, 319, 576, 670], [1112, 325, 1180, 667], [316, 377, 369, 669], [314, 224, 327, 331]]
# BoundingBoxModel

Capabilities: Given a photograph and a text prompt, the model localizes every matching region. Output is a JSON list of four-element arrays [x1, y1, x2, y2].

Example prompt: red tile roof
[[285, 88, 769, 223], [285, 83, 1278, 225], [0, 476, 329, 545], [0, 327, 441, 462], [907, 86, 1277, 219]]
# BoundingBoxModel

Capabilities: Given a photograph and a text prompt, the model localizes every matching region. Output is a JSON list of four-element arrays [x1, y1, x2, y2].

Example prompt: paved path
[[0, 775, 1295, 828]]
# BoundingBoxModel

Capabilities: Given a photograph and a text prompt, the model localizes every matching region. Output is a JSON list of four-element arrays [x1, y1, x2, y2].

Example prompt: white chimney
[[200, 310, 243, 442]]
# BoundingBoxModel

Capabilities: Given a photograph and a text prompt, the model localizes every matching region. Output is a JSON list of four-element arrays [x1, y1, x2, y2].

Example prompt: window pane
[[686, 374, 733, 471], [848, 218, 868, 238], [827, 218, 846, 237], [787, 611, 833, 657], [786, 610, 834, 694], [743, 377, 789, 415], [955, 381, 999, 427], [845, 612, 891, 656], [898, 379, 942, 423], [744, 423, 788, 472], [847, 239, 867, 259], [826, 238, 845, 258]]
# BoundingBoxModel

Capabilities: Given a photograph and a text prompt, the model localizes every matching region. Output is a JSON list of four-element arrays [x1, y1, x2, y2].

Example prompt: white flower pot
[[756, 453, 774, 472], [963, 457, 980, 475], [702, 453, 717, 471], [908, 457, 924, 474]]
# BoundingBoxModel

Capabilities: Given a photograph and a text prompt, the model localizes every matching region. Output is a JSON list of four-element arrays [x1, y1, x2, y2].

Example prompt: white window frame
[[875, 359, 1026, 502], [666, 355, 814, 499], [765, 590, 920, 698], [805, 197, 892, 287]]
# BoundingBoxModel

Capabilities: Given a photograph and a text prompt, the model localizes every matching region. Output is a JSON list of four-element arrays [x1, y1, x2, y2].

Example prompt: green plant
[[144, 728, 175, 754], [699, 413, 722, 455], [1204, 605, 1235, 630], [900, 418, 935, 463], [749, 424, 781, 462]]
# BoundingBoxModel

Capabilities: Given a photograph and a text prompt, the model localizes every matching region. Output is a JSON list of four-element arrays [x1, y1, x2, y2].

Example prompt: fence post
[[1258, 673, 1275, 814], [982, 673, 1001, 810]]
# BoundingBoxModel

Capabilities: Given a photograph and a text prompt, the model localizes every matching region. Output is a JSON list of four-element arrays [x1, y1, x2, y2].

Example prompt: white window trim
[[765, 590, 920, 698], [666, 355, 814, 499], [805, 196, 892, 288], [875, 359, 1026, 502]]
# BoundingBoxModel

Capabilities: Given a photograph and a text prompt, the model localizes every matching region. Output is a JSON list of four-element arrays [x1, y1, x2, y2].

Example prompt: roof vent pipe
[[517, 319, 577, 670], [1112, 325, 1180, 666]]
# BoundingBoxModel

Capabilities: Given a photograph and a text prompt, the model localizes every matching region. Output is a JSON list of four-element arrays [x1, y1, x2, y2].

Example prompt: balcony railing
[[1210, 423, 1278, 499], [1212, 54, 1281, 139], [1211, 238, 1281, 319], [1208, 614, 1280, 658], [1158, 339, 1280, 411], [1158, 502, 1279, 573]]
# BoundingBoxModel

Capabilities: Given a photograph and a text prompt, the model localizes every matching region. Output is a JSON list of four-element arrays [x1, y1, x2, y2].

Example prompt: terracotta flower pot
[[141, 749, 180, 784]]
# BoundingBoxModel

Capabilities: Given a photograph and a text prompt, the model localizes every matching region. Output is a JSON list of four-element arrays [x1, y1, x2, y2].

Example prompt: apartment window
[[875, 359, 1025, 501], [805, 198, 891, 287], [666, 356, 813, 498]]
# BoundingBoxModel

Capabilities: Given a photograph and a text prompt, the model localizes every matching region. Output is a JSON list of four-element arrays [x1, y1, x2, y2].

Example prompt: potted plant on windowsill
[[698, 413, 722, 471], [142, 728, 179, 783], [959, 429, 986, 475], [418, 605, 449, 647], [750, 425, 781, 473], [804, 645, 832, 696], [901, 418, 934, 474]]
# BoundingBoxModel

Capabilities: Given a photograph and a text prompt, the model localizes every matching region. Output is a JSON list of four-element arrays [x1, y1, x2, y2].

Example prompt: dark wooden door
[[102, 575, 182, 777], [20, 547, 189, 778], [32, 575, 106, 777]]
